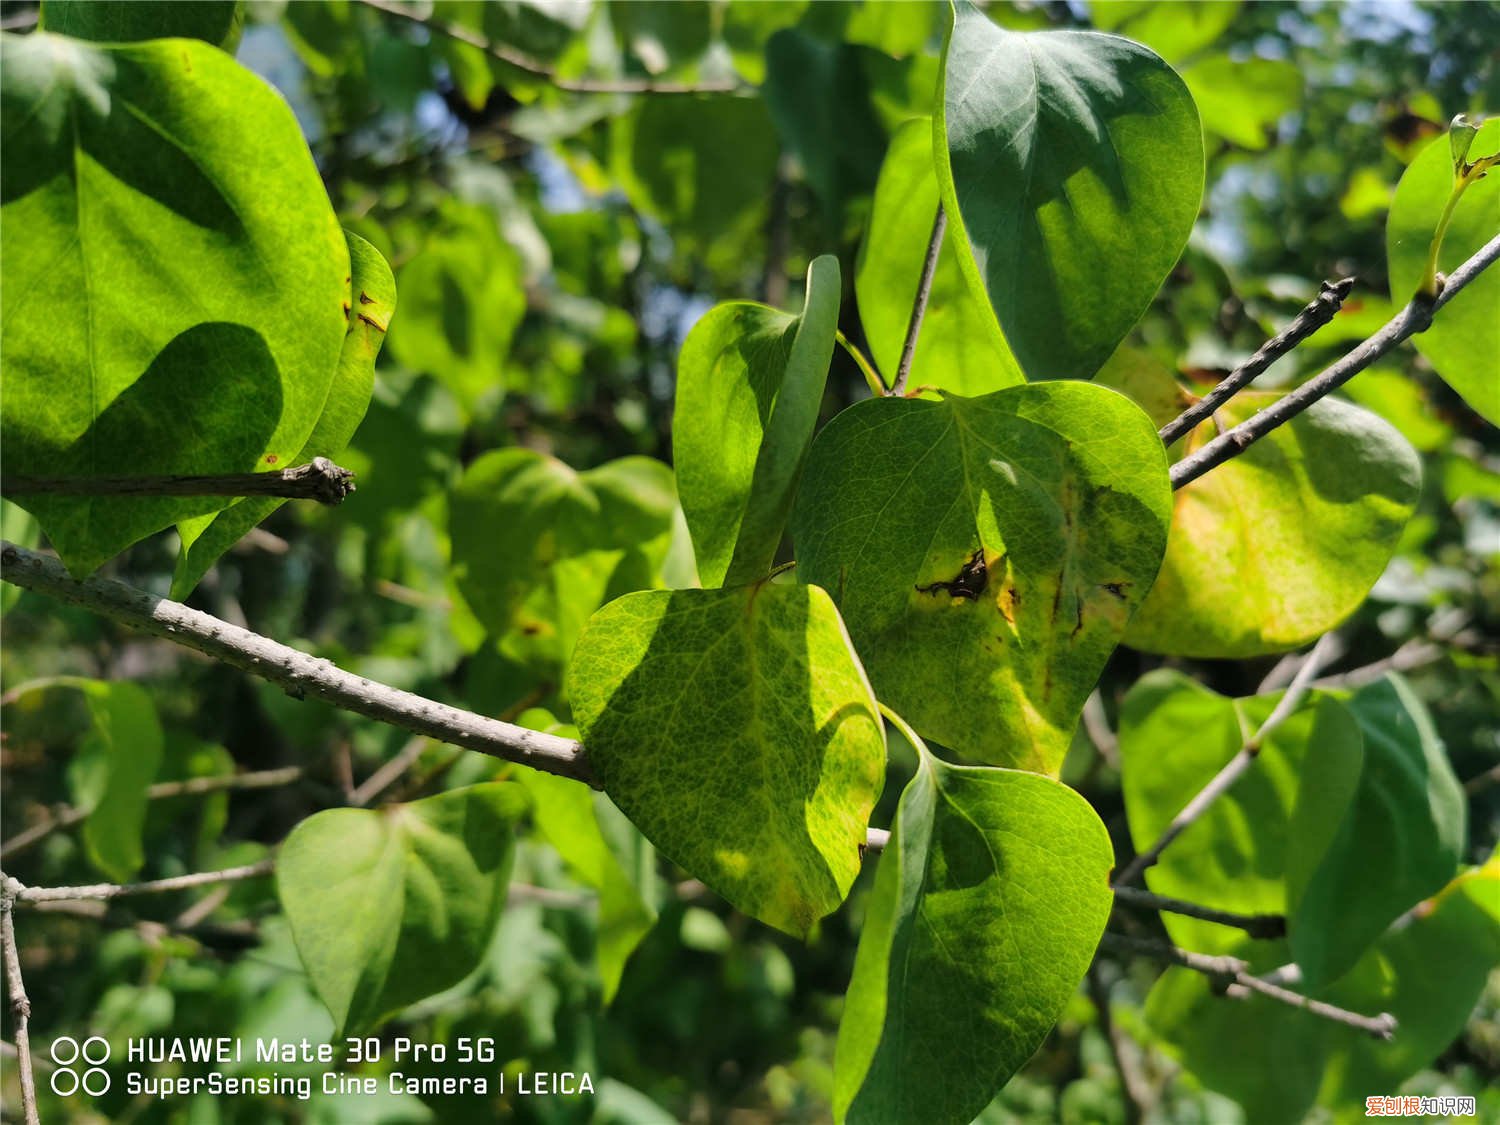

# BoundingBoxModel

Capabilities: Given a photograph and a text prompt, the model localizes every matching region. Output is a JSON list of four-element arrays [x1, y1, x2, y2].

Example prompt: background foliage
[[1, 1, 1498, 1123]]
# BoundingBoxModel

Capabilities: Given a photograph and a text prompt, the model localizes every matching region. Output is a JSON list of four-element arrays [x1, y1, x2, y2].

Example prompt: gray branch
[[1112, 885, 1285, 940], [0, 879, 39, 1124], [1171, 233, 1500, 490], [890, 205, 947, 397], [0, 542, 593, 784], [1099, 931, 1396, 1039], [1158, 277, 1355, 447]]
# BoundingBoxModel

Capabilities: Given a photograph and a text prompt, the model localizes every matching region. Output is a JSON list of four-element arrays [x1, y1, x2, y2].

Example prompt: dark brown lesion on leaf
[[1100, 581, 1130, 600], [915, 547, 988, 601]]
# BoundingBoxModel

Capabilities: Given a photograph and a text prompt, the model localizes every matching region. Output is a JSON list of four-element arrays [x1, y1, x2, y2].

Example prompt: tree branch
[[2, 458, 356, 507], [8, 862, 274, 904], [0, 766, 305, 860], [1170, 233, 1500, 490], [1098, 931, 1396, 1039], [1, 541, 593, 784], [1114, 633, 1338, 886], [0, 879, 39, 1125], [1112, 885, 1286, 940], [890, 205, 946, 397], [1158, 278, 1355, 446], [359, 0, 744, 95], [1087, 966, 1151, 1125]]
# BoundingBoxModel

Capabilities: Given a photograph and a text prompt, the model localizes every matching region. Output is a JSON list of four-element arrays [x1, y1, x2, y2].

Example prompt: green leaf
[[834, 716, 1113, 1125], [1146, 859, 1500, 1122], [277, 783, 526, 1035], [791, 382, 1171, 774], [517, 766, 658, 1003], [936, 2, 1203, 380], [385, 202, 524, 409], [1119, 671, 1365, 955], [171, 230, 395, 597], [611, 94, 779, 275], [1291, 675, 1466, 988], [1183, 55, 1300, 151], [675, 256, 841, 588], [856, 118, 1023, 396], [613, 0, 712, 76], [1122, 391, 1421, 658], [1318, 856, 1500, 1110], [568, 583, 886, 938], [763, 30, 887, 228], [65, 680, 165, 882], [1089, 1, 1240, 63], [41, 0, 243, 51], [0, 33, 348, 575], [449, 450, 677, 666], [1388, 118, 1500, 426], [722, 0, 810, 84]]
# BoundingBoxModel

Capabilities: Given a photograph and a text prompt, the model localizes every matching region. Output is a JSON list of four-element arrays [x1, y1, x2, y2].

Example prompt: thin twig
[[890, 205, 947, 397], [1171, 234, 1500, 490], [1082, 690, 1120, 768], [1113, 885, 1285, 939], [1087, 966, 1150, 1125], [1098, 931, 1396, 1039], [2, 458, 356, 507], [1, 767, 305, 860], [0, 542, 592, 784], [359, 0, 743, 94], [1158, 278, 1355, 446], [349, 736, 428, 807], [9, 861, 274, 904], [1114, 633, 1338, 886], [0, 878, 40, 1125]]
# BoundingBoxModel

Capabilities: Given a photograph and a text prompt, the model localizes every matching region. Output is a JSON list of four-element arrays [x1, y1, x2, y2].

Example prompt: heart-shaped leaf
[[449, 450, 677, 665], [1122, 391, 1420, 658], [277, 783, 525, 1035], [791, 382, 1171, 774], [936, 1, 1202, 379], [834, 714, 1113, 1125], [856, 117, 1023, 396], [0, 34, 349, 575], [568, 582, 886, 938], [675, 256, 841, 587], [172, 230, 395, 597], [1387, 118, 1500, 426]]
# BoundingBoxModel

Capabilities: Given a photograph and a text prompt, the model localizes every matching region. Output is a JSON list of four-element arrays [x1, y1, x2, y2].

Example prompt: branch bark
[[359, 0, 743, 95], [8, 862, 274, 904], [1113, 633, 1338, 886], [1170, 233, 1500, 490], [1, 541, 593, 785], [1157, 277, 1355, 447], [2, 458, 356, 506], [1098, 931, 1396, 1039], [0, 878, 39, 1125], [890, 205, 946, 397]]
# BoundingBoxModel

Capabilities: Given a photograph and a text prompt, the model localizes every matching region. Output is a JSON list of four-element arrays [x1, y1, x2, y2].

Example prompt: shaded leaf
[[172, 230, 395, 597], [936, 2, 1202, 379], [791, 383, 1170, 774], [856, 118, 1023, 396], [65, 680, 165, 882], [675, 256, 841, 588], [449, 450, 677, 666], [41, 0, 243, 50], [0, 34, 348, 574], [1291, 675, 1466, 988], [277, 783, 525, 1035], [834, 714, 1113, 1125], [1184, 55, 1300, 150], [569, 583, 886, 938]]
